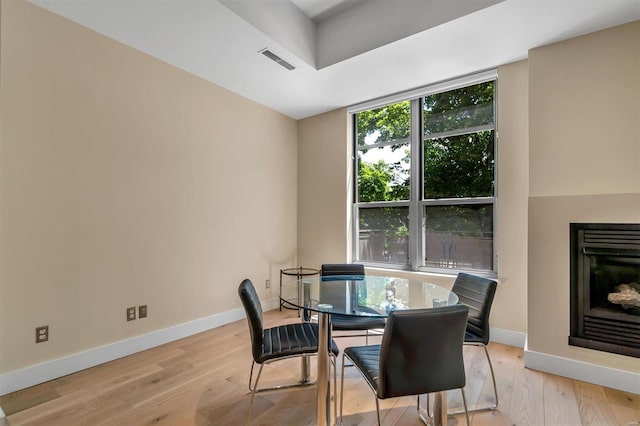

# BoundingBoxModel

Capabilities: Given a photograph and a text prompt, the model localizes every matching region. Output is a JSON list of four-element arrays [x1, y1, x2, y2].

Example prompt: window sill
[[364, 266, 499, 282]]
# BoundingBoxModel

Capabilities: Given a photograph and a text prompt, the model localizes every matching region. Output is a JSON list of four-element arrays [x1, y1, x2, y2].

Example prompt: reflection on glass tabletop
[[279, 275, 458, 317]]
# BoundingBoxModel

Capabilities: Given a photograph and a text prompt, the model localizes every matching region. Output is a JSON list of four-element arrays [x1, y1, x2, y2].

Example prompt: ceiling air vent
[[259, 48, 296, 71]]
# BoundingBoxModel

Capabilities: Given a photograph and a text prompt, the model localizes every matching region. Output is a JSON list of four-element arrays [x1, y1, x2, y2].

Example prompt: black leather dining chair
[[320, 263, 386, 344], [452, 272, 499, 412], [339, 305, 471, 425], [238, 279, 340, 424]]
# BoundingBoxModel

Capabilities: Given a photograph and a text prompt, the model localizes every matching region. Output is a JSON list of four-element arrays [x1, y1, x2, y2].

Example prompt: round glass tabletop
[[279, 275, 459, 317]]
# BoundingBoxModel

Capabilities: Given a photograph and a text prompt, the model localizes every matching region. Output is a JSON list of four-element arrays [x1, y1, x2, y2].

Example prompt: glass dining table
[[279, 274, 460, 426]]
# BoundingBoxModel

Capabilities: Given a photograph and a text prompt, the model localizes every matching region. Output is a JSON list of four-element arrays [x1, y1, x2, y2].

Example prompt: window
[[353, 74, 496, 275]]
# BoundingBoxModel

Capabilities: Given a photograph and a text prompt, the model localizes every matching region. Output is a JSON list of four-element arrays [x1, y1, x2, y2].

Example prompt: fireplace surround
[[569, 223, 640, 357]]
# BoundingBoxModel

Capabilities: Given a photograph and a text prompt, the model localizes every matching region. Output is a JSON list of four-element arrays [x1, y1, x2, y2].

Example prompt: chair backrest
[[238, 279, 264, 363], [451, 272, 497, 344], [378, 305, 469, 399], [319, 264, 365, 315], [320, 263, 365, 278]]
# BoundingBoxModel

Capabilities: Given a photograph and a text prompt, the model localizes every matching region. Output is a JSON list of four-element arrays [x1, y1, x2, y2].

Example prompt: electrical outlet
[[127, 306, 136, 321], [35, 325, 49, 343], [265, 279, 271, 289], [138, 305, 147, 318]]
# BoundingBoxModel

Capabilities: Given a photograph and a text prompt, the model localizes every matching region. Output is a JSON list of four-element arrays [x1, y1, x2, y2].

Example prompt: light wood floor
[[1, 309, 638, 426]]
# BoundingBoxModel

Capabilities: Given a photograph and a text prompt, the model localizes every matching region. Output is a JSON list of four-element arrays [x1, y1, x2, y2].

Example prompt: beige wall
[[297, 108, 351, 268], [529, 21, 639, 197], [528, 22, 640, 372], [0, 1, 298, 373], [493, 60, 529, 333]]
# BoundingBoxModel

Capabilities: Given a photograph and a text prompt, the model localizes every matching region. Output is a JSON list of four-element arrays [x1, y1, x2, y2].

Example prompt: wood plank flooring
[[1, 309, 638, 425]]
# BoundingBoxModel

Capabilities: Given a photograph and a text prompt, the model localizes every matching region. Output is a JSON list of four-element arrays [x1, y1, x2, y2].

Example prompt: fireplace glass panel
[[588, 255, 640, 315]]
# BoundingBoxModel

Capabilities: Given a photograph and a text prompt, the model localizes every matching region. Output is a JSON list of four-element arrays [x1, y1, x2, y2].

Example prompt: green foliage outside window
[[356, 101, 410, 147], [423, 82, 494, 134], [423, 131, 494, 199]]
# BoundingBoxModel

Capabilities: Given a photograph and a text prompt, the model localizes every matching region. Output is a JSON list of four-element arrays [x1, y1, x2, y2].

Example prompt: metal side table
[[279, 267, 319, 313]]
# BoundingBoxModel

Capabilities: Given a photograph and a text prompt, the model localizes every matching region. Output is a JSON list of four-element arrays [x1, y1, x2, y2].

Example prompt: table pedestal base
[[300, 356, 312, 384], [317, 312, 332, 426], [418, 392, 449, 426], [433, 392, 447, 426]]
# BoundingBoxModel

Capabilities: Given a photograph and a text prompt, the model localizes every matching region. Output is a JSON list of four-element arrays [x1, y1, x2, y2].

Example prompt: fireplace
[[569, 223, 640, 357]]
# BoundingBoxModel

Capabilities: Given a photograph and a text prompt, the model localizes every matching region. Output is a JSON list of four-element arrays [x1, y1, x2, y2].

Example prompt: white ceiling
[[27, 0, 640, 120]]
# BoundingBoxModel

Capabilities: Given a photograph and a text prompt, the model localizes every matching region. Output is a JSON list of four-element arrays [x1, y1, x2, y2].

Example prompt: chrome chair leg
[[374, 396, 381, 425], [339, 352, 346, 424], [425, 392, 431, 417], [248, 361, 256, 391], [416, 393, 431, 425], [461, 388, 470, 426], [449, 342, 499, 415], [417, 394, 432, 425], [247, 362, 265, 425], [483, 343, 499, 409], [331, 354, 342, 426]]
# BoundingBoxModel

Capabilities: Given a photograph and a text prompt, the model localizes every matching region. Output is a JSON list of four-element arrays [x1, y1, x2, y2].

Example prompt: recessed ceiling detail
[[221, 0, 506, 69]]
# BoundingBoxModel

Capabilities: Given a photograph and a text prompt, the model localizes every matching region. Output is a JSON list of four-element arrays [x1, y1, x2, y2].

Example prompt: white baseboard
[[524, 346, 640, 394], [2, 299, 635, 412], [0, 301, 282, 397], [491, 327, 526, 348]]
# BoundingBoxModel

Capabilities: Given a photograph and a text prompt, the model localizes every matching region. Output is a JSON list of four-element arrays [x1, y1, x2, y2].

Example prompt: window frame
[[351, 71, 498, 277]]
